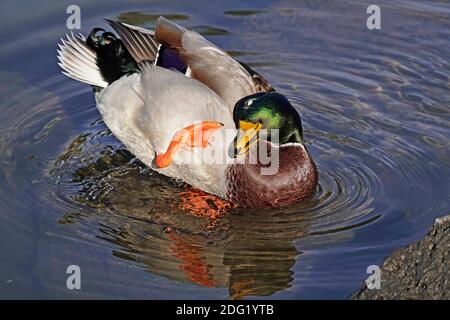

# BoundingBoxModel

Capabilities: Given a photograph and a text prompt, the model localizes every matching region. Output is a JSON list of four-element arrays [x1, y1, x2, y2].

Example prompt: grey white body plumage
[[96, 65, 237, 198]]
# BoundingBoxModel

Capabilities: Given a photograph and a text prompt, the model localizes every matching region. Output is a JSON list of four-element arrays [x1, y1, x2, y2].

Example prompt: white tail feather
[[57, 33, 108, 88]]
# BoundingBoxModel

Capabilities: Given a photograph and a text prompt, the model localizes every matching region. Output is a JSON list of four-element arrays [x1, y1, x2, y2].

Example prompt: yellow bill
[[235, 120, 262, 156]]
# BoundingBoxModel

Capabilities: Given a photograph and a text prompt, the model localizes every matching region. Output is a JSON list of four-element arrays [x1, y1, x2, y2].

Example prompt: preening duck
[[57, 16, 318, 208]]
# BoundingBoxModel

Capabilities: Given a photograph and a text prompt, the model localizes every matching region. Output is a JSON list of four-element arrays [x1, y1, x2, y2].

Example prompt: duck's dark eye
[[245, 98, 255, 108]]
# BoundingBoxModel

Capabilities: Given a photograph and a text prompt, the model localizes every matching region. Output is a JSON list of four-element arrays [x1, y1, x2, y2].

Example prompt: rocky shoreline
[[352, 215, 449, 300]]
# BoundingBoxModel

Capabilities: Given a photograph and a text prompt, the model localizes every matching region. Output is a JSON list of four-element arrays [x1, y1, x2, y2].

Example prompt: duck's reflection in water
[[59, 147, 316, 299]]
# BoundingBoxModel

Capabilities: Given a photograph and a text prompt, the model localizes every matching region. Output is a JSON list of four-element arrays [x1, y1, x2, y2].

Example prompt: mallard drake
[[57, 17, 318, 208]]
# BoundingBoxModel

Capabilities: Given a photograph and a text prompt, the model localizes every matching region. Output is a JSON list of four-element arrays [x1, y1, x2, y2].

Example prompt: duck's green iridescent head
[[233, 92, 304, 152]]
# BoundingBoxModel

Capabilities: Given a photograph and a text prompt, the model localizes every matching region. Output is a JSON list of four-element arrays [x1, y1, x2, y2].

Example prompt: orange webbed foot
[[178, 186, 236, 219], [155, 121, 223, 168]]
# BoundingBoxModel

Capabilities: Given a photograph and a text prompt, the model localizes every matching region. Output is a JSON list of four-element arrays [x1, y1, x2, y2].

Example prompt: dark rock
[[352, 215, 449, 300]]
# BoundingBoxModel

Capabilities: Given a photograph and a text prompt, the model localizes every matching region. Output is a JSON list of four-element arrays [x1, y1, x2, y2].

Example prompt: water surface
[[0, 0, 448, 299]]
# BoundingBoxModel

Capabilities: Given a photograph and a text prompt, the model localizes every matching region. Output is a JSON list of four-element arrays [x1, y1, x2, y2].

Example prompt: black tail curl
[[86, 27, 139, 84]]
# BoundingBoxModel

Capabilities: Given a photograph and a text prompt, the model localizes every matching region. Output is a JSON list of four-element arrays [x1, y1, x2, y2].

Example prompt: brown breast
[[226, 143, 318, 208]]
